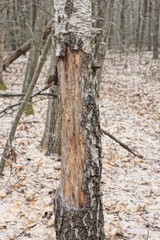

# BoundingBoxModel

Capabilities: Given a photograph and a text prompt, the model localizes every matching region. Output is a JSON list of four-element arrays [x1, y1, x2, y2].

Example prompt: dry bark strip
[[101, 128, 144, 159], [3, 25, 51, 70]]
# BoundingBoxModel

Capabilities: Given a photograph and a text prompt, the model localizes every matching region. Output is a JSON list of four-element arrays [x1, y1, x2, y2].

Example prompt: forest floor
[[0, 50, 160, 240]]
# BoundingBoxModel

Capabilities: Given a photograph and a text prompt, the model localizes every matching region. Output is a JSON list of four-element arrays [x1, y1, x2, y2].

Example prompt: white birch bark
[[54, 0, 104, 239]]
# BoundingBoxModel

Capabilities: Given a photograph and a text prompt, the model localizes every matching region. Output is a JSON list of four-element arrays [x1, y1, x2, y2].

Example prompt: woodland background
[[0, 0, 160, 239]]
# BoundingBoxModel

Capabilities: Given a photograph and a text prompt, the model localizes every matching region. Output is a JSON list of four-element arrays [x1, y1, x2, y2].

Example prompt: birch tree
[[54, 0, 104, 239]]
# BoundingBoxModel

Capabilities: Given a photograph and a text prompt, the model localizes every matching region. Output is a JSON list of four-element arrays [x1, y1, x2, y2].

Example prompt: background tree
[[153, 0, 160, 59], [41, 1, 61, 155], [120, 0, 127, 52], [0, 2, 7, 90], [21, 0, 48, 115], [147, 0, 153, 51]]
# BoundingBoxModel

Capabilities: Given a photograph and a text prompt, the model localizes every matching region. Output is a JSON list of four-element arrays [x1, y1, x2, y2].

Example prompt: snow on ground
[[0, 51, 160, 239]]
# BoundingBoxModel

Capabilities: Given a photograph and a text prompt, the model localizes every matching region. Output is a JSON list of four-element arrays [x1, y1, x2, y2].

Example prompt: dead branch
[[0, 83, 57, 116], [3, 25, 51, 70], [101, 128, 144, 159], [0, 35, 52, 175]]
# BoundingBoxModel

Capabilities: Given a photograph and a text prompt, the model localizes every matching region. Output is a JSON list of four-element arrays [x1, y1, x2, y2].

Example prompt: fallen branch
[[3, 25, 51, 70], [0, 83, 57, 116], [101, 128, 144, 159]]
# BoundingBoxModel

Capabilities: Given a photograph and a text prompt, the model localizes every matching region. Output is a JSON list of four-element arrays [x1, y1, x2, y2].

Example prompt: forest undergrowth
[[0, 50, 160, 240]]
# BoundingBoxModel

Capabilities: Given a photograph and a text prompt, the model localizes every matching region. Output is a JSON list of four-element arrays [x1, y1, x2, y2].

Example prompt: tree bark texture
[[54, 0, 104, 239]]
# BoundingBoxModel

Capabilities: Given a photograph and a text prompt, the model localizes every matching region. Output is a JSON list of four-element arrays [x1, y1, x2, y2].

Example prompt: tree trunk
[[41, 45, 61, 155], [42, 0, 108, 157], [120, 0, 126, 52], [32, 0, 37, 30], [95, 0, 110, 91], [153, 0, 159, 59], [54, 0, 104, 239], [106, 0, 115, 49], [135, 0, 142, 51], [21, 0, 47, 115], [0, 2, 7, 90], [41, 0, 61, 155], [147, 0, 152, 51], [139, 0, 148, 51]]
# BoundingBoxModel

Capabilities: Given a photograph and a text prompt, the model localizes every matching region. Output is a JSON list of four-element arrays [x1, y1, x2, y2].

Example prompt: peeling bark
[[54, 0, 104, 239]]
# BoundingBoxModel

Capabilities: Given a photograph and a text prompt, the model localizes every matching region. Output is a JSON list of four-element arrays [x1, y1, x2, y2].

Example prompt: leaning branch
[[3, 25, 51, 70], [0, 92, 55, 98], [0, 34, 51, 175], [101, 128, 144, 159]]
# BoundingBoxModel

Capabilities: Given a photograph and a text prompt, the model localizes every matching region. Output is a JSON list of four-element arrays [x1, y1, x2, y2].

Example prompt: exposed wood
[[54, 0, 104, 238], [60, 47, 86, 207]]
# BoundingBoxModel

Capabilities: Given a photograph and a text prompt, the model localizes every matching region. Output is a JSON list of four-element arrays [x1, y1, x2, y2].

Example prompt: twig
[[0, 84, 57, 116], [0, 34, 52, 175], [146, 213, 160, 240], [101, 128, 144, 159]]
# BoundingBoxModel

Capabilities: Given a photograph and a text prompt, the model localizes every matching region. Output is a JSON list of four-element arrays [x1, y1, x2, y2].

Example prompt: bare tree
[[147, 0, 153, 51], [136, 0, 142, 51], [153, 0, 160, 59], [54, 0, 104, 238], [120, 0, 127, 52], [139, 0, 148, 51], [21, 0, 48, 115], [41, 1, 61, 155], [0, 2, 7, 90]]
